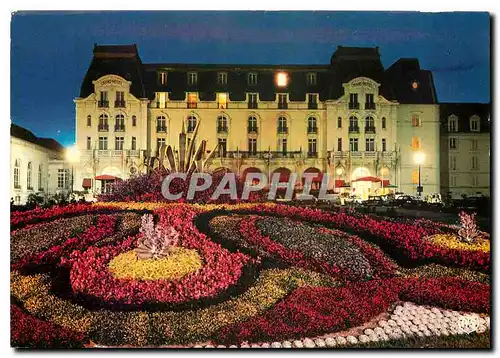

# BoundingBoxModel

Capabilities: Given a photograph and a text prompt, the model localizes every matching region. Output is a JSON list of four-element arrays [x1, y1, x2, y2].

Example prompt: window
[[158, 72, 167, 85], [248, 138, 257, 155], [187, 115, 197, 132], [98, 137, 108, 150], [132, 115, 137, 127], [382, 138, 387, 152], [98, 91, 108, 107], [307, 72, 317, 86], [308, 94, 318, 109], [448, 117, 458, 132], [115, 91, 125, 107], [14, 159, 20, 189], [247, 72, 257, 85], [87, 115, 92, 127], [365, 116, 375, 132], [248, 115, 258, 133], [217, 72, 227, 85], [156, 138, 166, 152], [308, 138, 317, 157], [27, 162, 33, 190], [187, 72, 197, 85], [86, 136, 92, 150], [217, 115, 228, 133], [412, 136, 421, 150], [471, 139, 478, 151], [382, 117, 386, 129], [472, 156, 479, 170], [187, 92, 197, 109], [115, 114, 125, 131], [337, 138, 342, 151], [156, 116, 167, 133], [411, 169, 419, 184], [365, 93, 375, 110], [115, 137, 124, 150], [349, 116, 359, 132], [57, 169, 67, 189], [278, 93, 288, 109], [248, 93, 258, 109], [365, 138, 375, 152], [276, 72, 288, 87], [131, 137, 136, 150], [307, 117, 317, 134], [470, 116, 480, 131], [337, 117, 342, 128], [217, 138, 227, 157], [411, 115, 421, 127], [99, 114, 109, 131], [156, 92, 167, 109], [450, 155, 457, 170], [277, 116, 287, 134], [349, 138, 359, 152], [38, 164, 43, 191], [451, 176, 457, 187], [281, 138, 287, 154], [449, 137, 457, 150], [472, 176, 479, 186], [217, 93, 228, 109], [349, 93, 359, 109]]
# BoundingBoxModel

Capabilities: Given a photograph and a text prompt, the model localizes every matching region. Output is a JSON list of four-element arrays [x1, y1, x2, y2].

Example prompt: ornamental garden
[[10, 193, 490, 348]]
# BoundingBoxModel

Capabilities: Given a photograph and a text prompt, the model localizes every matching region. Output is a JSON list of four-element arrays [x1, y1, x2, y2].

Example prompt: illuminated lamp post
[[413, 151, 426, 197], [65, 145, 81, 196], [336, 167, 344, 194]]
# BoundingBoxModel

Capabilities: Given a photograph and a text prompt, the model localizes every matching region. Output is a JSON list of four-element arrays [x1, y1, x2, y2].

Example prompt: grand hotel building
[[73, 44, 486, 199]]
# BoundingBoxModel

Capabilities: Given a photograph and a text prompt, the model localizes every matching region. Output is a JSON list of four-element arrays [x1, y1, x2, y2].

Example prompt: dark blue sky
[[11, 11, 490, 146]]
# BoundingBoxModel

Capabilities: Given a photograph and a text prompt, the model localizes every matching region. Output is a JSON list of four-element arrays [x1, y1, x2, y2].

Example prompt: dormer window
[[187, 92, 197, 109], [448, 116, 458, 132], [307, 94, 318, 109], [217, 72, 227, 85], [247, 72, 257, 85], [187, 72, 197, 85], [276, 72, 288, 87], [365, 93, 375, 110], [307, 72, 317, 86], [248, 93, 258, 109], [470, 115, 480, 132], [156, 92, 167, 109], [217, 93, 228, 109], [158, 72, 167, 86], [349, 93, 359, 109]]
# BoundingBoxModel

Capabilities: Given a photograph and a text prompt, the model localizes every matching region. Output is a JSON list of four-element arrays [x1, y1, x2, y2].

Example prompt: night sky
[[11, 11, 490, 146]]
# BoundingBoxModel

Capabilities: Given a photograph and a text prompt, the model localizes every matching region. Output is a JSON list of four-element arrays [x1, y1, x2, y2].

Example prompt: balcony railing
[[247, 126, 259, 134], [328, 151, 396, 161], [128, 150, 140, 157], [308, 102, 318, 109], [248, 102, 258, 109], [114, 101, 126, 108], [307, 126, 318, 134], [278, 102, 288, 109], [307, 152, 318, 158], [348, 102, 359, 110], [365, 126, 376, 134], [114, 125, 125, 132], [277, 126, 288, 134], [98, 100, 109, 108], [348, 126, 360, 133], [156, 126, 167, 133], [365, 103, 376, 110], [217, 126, 228, 134], [98, 124, 109, 132], [214, 150, 302, 160]]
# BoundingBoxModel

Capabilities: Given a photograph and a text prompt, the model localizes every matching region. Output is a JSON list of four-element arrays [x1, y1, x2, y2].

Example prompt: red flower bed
[[215, 277, 490, 344], [66, 206, 252, 304], [234, 204, 489, 272], [10, 305, 87, 348]]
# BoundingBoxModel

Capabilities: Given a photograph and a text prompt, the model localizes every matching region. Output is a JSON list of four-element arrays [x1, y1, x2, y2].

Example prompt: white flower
[[358, 335, 370, 343], [374, 327, 385, 336], [205, 344, 215, 348], [314, 339, 326, 348], [260, 343, 270, 348], [250, 344, 261, 348], [292, 340, 303, 348], [378, 320, 388, 327], [346, 336, 358, 345], [364, 328, 374, 336], [303, 338, 315, 348], [240, 343, 250, 348], [216, 345, 226, 348], [388, 320, 398, 327], [325, 337, 336, 347], [336, 336, 347, 345], [282, 341, 292, 348], [229, 345, 238, 348], [271, 342, 282, 348], [369, 334, 379, 342]]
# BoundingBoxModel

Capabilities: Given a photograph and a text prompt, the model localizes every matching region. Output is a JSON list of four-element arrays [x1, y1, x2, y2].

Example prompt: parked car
[[364, 196, 385, 206]]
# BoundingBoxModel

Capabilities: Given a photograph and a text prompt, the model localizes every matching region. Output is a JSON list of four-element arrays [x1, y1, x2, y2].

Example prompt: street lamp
[[413, 151, 425, 197], [65, 145, 81, 196], [335, 167, 344, 194]]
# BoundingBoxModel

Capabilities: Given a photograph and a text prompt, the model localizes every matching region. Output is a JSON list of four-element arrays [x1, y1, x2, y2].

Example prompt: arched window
[[115, 114, 125, 131], [86, 115, 91, 127], [99, 114, 108, 130], [14, 159, 20, 189], [307, 116, 317, 134], [349, 116, 359, 131], [382, 117, 387, 129], [217, 115, 228, 133], [156, 116, 167, 133], [248, 115, 258, 133], [470, 115, 480, 132], [187, 115, 197, 132], [365, 116, 375, 132], [132, 115, 137, 127], [38, 164, 43, 191], [277, 116, 287, 134], [27, 162, 33, 190]]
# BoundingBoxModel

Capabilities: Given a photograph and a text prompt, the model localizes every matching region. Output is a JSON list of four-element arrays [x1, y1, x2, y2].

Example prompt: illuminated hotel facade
[[73, 44, 468, 199]]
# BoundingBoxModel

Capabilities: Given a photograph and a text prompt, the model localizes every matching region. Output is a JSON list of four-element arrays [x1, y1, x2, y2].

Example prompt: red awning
[[335, 179, 345, 188], [95, 175, 121, 181], [82, 178, 92, 189], [382, 179, 390, 187], [352, 176, 381, 183]]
